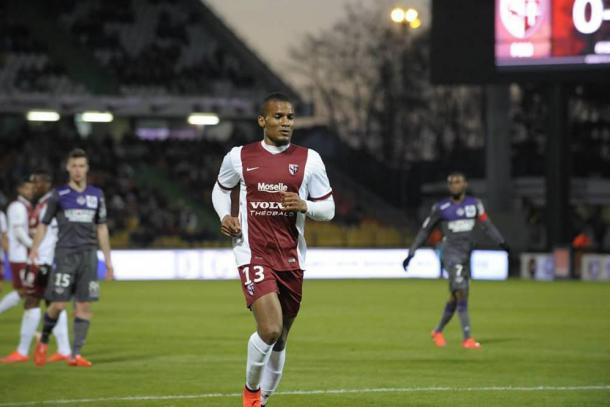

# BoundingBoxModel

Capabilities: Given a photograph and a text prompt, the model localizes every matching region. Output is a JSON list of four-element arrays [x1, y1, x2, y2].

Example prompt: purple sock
[[457, 300, 471, 339], [435, 302, 456, 332]]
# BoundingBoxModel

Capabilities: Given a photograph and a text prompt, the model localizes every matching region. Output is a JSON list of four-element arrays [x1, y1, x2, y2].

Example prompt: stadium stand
[[52, 0, 282, 97], [0, 2, 87, 95], [0, 124, 411, 249]]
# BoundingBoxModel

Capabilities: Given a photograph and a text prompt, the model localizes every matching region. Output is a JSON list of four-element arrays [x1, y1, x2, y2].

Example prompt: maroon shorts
[[9, 262, 27, 290], [23, 264, 50, 298], [238, 264, 303, 318]]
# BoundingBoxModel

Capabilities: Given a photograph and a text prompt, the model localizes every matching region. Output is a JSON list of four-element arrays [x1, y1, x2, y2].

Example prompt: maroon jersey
[[217, 141, 332, 271]]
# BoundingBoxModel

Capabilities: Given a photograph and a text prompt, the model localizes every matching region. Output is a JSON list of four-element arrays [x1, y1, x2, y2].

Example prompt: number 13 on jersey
[[242, 265, 265, 285]]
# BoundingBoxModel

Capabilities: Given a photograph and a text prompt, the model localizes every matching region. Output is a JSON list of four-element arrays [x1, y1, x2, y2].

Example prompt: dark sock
[[435, 301, 456, 332], [73, 317, 91, 356], [457, 300, 471, 339], [41, 313, 59, 344]]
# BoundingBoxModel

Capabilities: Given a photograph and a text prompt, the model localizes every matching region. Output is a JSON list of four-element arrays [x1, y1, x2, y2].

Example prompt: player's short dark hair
[[67, 148, 88, 161], [447, 172, 467, 181], [16, 176, 32, 188], [30, 168, 52, 183], [259, 92, 292, 116]]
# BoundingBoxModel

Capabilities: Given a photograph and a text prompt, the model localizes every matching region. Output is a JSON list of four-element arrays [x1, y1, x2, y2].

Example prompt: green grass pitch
[[0, 279, 609, 406]]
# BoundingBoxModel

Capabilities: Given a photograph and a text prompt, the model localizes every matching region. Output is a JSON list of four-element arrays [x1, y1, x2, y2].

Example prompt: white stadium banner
[[520, 253, 555, 281], [581, 254, 610, 281], [99, 248, 508, 281], [471, 250, 509, 280]]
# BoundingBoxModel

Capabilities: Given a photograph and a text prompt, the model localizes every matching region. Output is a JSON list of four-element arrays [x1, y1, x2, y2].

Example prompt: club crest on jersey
[[77, 195, 86, 206], [86, 195, 98, 209], [288, 163, 299, 176]]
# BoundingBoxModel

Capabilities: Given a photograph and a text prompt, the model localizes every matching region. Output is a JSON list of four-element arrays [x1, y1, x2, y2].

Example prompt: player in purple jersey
[[29, 149, 114, 367], [403, 172, 509, 349]]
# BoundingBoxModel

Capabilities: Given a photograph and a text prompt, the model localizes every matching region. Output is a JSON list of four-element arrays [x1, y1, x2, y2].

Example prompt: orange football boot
[[34, 342, 48, 367], [462, 337, 481, 349], [431, 330, 447, 347], [0, 351, 29, 364], [242, 386, 261, 407], [67, 355, 93, 367], [47, 353, 70, 363]]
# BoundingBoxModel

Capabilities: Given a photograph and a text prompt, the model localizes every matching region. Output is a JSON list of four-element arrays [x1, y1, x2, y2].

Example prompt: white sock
[[0, 291, 21, 314], [246, 332, 275, 391], [17, 308, 41, 356], [52, 310, 71, 356], [261, 349, 286, 405]]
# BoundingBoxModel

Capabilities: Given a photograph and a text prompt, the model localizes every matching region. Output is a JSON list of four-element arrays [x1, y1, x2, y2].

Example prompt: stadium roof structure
[[0, 0, 301, 118]]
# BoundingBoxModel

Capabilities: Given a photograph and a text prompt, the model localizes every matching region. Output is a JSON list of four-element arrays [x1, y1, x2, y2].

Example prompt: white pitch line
[[1, 385, 609, 406]]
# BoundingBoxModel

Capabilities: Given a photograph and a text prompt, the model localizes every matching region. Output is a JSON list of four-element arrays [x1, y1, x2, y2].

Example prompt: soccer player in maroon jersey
[[212, 93, 335, 407], [0, 180, 34, 315], [1, 170, 71, 364]]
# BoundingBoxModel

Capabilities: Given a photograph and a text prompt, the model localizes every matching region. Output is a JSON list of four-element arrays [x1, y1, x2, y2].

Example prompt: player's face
[[258, 101, 294, 146], [31, 175, 50, 198], [18, 182, 34, 201], [447, 176, 467, 197], [67, 157, 89, 183]]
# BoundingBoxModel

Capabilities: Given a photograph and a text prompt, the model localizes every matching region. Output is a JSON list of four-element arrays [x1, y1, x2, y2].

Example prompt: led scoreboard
[[496, 0, 610, 69]]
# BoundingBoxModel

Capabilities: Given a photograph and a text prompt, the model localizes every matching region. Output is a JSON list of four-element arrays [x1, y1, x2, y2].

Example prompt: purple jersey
[[409, 195, 505, 267], [42, 184, 107, 251]]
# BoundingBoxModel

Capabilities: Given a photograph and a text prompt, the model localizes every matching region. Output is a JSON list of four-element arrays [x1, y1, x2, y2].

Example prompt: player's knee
[[456, 299, 468, 312], [49, 302, 66, 313], [259, 324, 282, 344], [454, 289, 467, 301], [45, 303, 64, 319], [50, 302, 67, 313], [75, 308, 92, 319]]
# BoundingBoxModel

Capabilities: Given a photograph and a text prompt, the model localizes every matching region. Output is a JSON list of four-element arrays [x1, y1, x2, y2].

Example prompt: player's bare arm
[[28, 223, 48, 262], [97, 224, 114, 280], [220, 215, 241, 237], [280, 192, 307, 213]]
